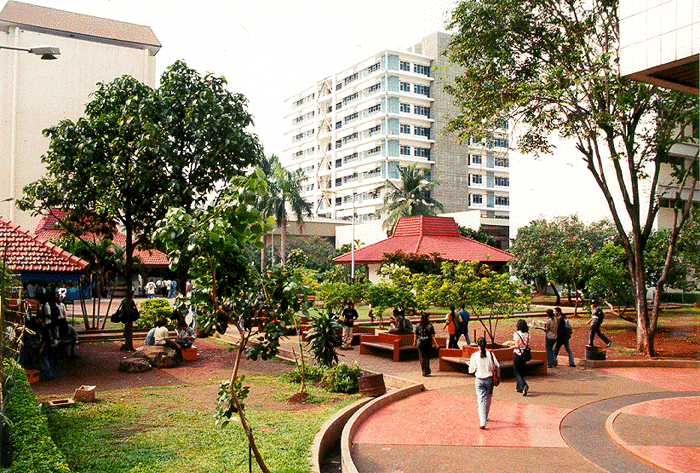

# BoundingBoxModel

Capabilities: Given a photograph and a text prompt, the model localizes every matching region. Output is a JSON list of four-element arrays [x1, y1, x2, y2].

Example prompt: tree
[[155, 171, 309, 473], [381, 163, 444, 234], [445, 0, 698, 355], [261, 155, 312, 268], [459, 226, 498, 248], [21, 76, 166, 351], [155, 60, 264, 303]]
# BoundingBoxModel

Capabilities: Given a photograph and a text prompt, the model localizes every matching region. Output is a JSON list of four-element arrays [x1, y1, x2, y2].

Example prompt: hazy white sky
[[23, 0, 618, 234]]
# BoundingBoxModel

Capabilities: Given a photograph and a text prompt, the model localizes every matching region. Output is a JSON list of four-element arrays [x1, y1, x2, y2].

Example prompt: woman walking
[[554, 307, 576, 367], [468, 337, 499, 429], [505, 319, 531, 396], [414, 312, 438, 377], [443, 306, 461, 349]]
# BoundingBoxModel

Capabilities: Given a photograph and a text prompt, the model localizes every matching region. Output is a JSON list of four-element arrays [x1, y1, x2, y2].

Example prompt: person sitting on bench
[[388, 309, 413, 334]]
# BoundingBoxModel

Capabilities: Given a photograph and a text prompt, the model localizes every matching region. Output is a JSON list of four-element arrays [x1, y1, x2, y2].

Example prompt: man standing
[[341, 300, 358, 350], [457, 303, 471, 345], [587, 299, 611, 348]]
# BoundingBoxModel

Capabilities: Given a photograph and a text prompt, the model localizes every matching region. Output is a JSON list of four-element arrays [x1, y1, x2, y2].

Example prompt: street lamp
[[0, 45, 60, 60]]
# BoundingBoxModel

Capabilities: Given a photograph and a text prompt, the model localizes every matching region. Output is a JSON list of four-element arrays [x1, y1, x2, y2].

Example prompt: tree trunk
[[280, 218, 287, 266], [121, 220, 135, 352], [260, 234, 267, 271]]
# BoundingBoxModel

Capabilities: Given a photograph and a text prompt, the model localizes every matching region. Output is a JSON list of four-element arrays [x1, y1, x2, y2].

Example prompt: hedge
[[1, 362, 70, 473], [660, 292, 700, 304]]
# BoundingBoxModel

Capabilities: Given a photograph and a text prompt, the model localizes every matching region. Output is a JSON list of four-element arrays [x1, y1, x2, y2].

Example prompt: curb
[[581, 359, 700, 369], [341, 383, 425, 473], [309, 397, 373, 473]]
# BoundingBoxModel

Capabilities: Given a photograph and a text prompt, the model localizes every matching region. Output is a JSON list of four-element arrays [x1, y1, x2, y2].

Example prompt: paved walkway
[[279, 337, 700, 473]]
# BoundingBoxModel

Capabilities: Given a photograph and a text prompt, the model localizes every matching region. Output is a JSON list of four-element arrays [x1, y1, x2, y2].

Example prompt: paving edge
[[340, 383, 425, 473], [309, 397, 374, 473], [581, 359, 700, 369], [605, 406, 677, 473]]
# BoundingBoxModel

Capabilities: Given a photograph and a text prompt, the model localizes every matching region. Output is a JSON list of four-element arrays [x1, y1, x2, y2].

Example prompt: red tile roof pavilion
[[333, 216, 513, 265], [0, 217, 88, 275]]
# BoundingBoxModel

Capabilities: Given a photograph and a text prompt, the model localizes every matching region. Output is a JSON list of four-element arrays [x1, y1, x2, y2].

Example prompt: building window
[[400, 102, 411, 113], [495, 157, 509, 167], [400, 61, 410, 71], [414, 84, 430, 96], [471, 174, 483, 184], [400, 81, 411, 92], [414, 64, 430, 76], [336, 102, 342, 110], [470, 154, 482, 165], [414, 126, 430, 138], [400, 145, 411, 155], [472, 194, 483, 204], [493, 137, 509, 148], [495, 196, 509, 206], [414, 105, 430, 117], [336, 121, 342, 129], [335, 178, 342, 187], [335, 159, 342, 168], [367, 103, 381, 115], [400, 124, 411, 134], [344, 72, 359, 85], [495, 176, 509, 187], [414, 147, 430, 158], [366, 62, 380, 74], [344, 112, 359, 124]]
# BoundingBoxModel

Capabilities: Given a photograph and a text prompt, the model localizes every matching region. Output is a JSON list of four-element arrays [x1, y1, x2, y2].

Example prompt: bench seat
[[439, 348, 547, 377], [360, 332, 446, 362]]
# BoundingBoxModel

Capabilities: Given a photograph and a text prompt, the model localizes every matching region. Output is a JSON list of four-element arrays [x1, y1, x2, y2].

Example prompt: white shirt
[[469, 350, 500, 379], [154, 326, 169, 345]]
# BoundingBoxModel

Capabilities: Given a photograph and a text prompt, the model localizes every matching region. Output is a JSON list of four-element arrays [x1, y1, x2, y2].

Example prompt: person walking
[[457, 303, 471, 345], [505, 319, 531, 396], [468, 337, 499, 429], [413, 312, 438, 377], [443, 306, 461, 349], [587, 299, 611, 347], [544, 309, 559, 368], [553, 307, 576, 367], [341, 300, 358, 350]]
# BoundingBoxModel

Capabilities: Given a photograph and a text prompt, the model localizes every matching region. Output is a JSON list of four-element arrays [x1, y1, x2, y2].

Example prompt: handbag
[[490, 352, 500, 386], [517, 333, 532, 362]]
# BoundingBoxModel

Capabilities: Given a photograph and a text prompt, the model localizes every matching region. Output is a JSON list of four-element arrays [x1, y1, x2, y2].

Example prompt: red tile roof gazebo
[[333, 216, 513, 278]]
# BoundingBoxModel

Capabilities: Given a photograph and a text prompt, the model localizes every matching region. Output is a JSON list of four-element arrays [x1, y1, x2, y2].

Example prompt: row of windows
[[399, 82, 430, 96], [293, 93, 315, 108], [469, 136, 510, 149], [292, 129, 315, 143], [293, 110, 315, 126], [336, 62, 381, 91], [292, 147, 315, 160], [468, 154, 510, 168], [471, 195, 510, 206], [399, 145, 431, 158], [399, 102, 431, 118], [335, 103, 383, 131], [399, 124, 430, 137], [470, 175, 509, 186], [336, 81, 382, 110], [399, 61, 431, 76]]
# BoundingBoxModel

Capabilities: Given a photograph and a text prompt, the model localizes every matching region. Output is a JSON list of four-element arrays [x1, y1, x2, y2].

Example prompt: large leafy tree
[[381, 163, 444, 234], [21, 76, 166, 351], [445, 0, 698, 355], [261, 154, 312, 268], [155, 60, 264, 300]]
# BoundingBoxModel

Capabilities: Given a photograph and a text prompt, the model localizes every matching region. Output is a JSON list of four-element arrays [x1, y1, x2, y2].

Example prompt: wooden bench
[[439, 346, 547, 377], [360, 332, 447, 362], [300, 325, 375, 344]]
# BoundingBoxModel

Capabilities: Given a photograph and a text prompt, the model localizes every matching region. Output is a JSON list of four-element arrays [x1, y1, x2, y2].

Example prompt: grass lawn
[[40, 375, 360, 473]]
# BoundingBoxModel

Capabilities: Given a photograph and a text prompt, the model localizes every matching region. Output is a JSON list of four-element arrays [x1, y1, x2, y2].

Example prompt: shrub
[[282, 364, 325, 384], [1, 361, 70, 472], [305, 310, 342, 367], [323, 362, 362, 394], [135, 297, 171, 329], [660, 292, 700, 304]]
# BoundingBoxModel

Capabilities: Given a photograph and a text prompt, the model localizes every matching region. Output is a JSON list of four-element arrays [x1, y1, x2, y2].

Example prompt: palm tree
[[381, 163, 444, 234], [261, 155, 312, 268]]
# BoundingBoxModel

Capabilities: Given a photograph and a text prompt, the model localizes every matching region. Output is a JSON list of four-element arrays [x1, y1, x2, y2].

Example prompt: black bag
[[518, 333, 532, 362], [111, 305, 123, 323]]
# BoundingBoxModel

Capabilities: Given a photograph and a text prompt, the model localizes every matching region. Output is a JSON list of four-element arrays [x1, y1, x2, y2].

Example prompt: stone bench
[[439, 346, 547, 376], [360, 332, 446, 362]]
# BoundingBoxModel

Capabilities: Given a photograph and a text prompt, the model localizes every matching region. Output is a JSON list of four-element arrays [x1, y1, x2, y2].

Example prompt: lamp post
[[0, 45, 60, 60]]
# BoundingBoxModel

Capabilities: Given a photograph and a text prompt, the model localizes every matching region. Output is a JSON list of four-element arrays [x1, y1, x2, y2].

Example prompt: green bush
[[323, 362, 363, 394], [1, 362, 70, 472], [282, 364, 326, 384], [136, 297, 171, 329], [305, 310, 342, 368], [660, 292, 700, 304]]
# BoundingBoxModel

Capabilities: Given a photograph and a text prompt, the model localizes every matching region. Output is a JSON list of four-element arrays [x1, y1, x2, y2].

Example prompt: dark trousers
[[448, 333, 459, 349], [513, 352, 528, 392], [588, 322, 611, 346], [418, 342, 432, 376]]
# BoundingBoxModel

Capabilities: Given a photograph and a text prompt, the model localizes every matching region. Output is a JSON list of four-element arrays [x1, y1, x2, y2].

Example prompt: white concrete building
[[283, 32, 510, 249], [0, 1, 160, 230], [619, 0, 699, 230]]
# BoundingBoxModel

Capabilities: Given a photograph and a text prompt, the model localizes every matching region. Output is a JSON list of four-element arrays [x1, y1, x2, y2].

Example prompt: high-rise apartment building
[[283, 32, 510, 248]]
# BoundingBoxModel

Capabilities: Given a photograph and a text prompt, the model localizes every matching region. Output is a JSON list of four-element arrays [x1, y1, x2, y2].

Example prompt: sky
[[23, 0, 619, 235]]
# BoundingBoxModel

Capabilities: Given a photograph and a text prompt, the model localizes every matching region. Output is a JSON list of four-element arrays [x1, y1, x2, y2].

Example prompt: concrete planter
[[462, 344, 514, 362]]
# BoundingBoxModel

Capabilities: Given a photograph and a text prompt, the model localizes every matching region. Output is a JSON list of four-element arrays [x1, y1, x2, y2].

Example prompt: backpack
[[517, 333, 532, 362], [594, 307, 605, 323], [417, 324, 432, 343], [563, 318, 573, 335]]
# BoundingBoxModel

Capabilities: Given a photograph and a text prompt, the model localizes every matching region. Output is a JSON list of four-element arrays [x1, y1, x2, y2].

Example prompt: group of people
[[18, 293, 79, 381], [144, 318, 196, 361], [144, 279, 178, 299], [443, 304, 471, 348]]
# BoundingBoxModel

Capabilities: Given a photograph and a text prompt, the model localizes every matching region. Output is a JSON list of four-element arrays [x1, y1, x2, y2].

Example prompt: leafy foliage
[[459, 226, 498, 248], [445, 0, 698, 355], [315, 281, 367, 314], [380, 250, 444, 275], [136, 297, 172, 329], [305, 309, 343, 367], [586, 243, 634, 311], [381, 163, 444, 234], [322, 362, 363, 394]]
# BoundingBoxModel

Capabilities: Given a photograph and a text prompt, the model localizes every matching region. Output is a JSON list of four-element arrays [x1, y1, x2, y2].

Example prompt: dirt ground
[[30, 338, 293, 409]]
